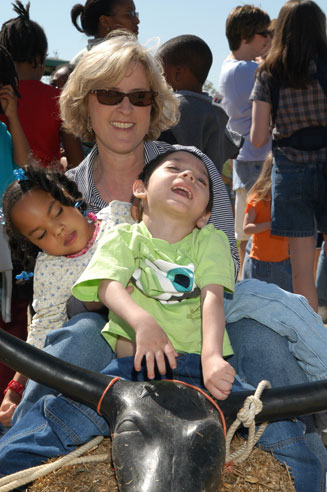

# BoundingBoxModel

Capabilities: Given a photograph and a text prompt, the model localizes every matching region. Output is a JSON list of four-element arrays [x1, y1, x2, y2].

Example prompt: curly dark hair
[[3, 165, 87, 273], [0, 1, 48, 67]]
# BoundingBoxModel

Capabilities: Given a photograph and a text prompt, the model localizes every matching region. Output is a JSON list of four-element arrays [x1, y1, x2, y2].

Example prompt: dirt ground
[[28, 435, 296, 492]]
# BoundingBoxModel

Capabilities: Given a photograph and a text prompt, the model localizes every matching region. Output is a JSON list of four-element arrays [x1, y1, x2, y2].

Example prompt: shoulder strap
[[316, 57, 327, 99], [268, 81, 279, 125]]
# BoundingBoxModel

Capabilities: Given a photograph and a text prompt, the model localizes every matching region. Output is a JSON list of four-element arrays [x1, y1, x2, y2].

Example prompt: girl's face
[[10, 189, 94, 257], [87, 62, 152, 156]]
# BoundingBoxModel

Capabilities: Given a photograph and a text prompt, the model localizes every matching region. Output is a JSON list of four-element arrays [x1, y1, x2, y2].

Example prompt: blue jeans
[[242, 254, 293, 292], [0, 353, 326, 492], [13, 312, 115, 424], [271, 153, 327, 237], [316, 242, 327, 307], [225, 279, 327, 382]]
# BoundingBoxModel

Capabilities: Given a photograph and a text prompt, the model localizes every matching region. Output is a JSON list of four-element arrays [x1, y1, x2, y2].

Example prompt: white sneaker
[[318, 306, 327, 324]]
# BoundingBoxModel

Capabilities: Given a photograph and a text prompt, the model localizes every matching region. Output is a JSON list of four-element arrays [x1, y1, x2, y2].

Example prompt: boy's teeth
[[111, 122, 133, 129]]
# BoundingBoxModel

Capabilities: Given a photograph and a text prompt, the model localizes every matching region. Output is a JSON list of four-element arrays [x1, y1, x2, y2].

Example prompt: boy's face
[[242, 29, 271, 59], [134, 151, 211, 227]]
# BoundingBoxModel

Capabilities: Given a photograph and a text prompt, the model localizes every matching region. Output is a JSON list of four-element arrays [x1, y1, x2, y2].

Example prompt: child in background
[[242, 153, 292, 292], [0, 165, 132, 426], [0, 1, 83, 169], [73, 149, 236, 400], [0, 43, 30, 404]]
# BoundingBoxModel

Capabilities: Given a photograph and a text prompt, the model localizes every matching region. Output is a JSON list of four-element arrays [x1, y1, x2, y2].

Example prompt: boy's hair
[[138, 149, 213, 213], [157, 35, 212, 86], [247, 153, 273, 203], [60, 30, 180, 142], [258, 0, 327, 88], [0, 1, 48, 67], [71, 0, 120, 37], [226, 5, 270, 51], [3, 164, 87, 272], [0, 44, 20, 97]]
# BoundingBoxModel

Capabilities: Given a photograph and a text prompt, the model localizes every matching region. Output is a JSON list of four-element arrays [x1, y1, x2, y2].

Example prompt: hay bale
[[27, 435, 295, 492]]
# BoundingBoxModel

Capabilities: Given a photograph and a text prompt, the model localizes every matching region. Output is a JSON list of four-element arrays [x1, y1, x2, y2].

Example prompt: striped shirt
[[66, 140, 239, 278]]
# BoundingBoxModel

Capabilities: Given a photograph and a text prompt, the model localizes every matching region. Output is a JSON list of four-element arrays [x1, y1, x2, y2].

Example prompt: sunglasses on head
[[90, 89, 157, 106]]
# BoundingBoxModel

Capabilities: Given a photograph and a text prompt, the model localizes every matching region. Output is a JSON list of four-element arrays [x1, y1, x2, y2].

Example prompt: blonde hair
[[248, 153, 273, 203], [60, 31, 180, 141]]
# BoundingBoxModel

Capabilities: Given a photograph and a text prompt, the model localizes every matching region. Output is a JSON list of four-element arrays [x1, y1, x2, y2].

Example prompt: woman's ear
[[196, 211, 211, 229], [133, 179, 146, 198]]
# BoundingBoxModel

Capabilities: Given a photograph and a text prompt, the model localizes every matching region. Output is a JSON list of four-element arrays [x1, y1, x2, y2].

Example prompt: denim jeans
[[271, 153, 327, 237], [0, 354, 326, 492], [316, 242, 327, 307], [13, 312, 115, 424], [224, 279, 327, 382], [242, 254, 293, 293]]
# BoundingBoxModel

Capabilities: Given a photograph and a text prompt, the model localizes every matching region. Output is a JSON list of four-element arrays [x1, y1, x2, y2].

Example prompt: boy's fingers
[[155, 351, 166, 375], [165, 346, 177, 370], [146, 352, 155, 379], [134, 350, 143, 372]]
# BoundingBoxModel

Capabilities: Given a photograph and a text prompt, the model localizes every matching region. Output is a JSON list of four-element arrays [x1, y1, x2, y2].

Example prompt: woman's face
[[87, 62, 153, 156], [105, 0, 139, 36]]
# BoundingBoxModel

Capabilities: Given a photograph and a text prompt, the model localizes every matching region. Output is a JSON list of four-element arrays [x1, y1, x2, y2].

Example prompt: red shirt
[[1, 80, 62, 167]]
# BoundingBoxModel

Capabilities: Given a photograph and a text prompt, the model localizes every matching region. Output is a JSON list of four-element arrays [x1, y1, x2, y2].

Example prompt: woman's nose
[[118, 95, 133, 112]]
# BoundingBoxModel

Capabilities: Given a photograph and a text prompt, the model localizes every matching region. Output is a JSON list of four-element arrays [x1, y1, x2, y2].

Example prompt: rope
[[0, 435, 106, 492], [225, 379, 271, 464]]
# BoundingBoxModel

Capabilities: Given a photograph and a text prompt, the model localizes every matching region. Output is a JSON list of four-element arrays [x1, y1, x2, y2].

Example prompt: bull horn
[[0, 328, 327, 422]]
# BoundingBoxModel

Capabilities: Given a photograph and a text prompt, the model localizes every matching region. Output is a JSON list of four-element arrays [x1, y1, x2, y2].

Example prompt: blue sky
[[1, 0, 326, 87]]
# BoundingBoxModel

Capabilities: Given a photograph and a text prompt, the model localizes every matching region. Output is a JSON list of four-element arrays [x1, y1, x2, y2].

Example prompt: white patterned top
[[27, 201, 134, 349]]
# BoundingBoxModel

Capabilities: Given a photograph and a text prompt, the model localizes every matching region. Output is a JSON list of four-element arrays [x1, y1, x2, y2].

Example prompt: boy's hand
[[134, 316, 178, 380], [202, 355, 235, 400]]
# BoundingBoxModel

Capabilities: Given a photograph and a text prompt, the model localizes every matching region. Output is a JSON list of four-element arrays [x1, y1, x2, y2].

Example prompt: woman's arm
[[60, 129, 84, 170], [201, 284, 235, 400], [98, 279, 177, 379], [250, 100, 271, 148], [243, 205, 271, 235]]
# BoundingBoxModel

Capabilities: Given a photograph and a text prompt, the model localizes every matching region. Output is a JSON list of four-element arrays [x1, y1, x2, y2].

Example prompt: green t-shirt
[[73, 222, 235, 356]]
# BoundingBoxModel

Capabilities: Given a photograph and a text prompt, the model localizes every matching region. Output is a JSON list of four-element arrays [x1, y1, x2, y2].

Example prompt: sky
[[1, 0, 326, 87]]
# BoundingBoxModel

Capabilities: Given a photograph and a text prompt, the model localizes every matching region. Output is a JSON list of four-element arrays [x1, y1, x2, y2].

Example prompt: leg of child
[[289, 236, 317, 311]]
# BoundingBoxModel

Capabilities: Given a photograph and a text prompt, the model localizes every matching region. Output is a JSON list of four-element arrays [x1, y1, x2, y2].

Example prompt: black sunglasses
[[91, 89, 157, 106], [256, 30, 272, 38]]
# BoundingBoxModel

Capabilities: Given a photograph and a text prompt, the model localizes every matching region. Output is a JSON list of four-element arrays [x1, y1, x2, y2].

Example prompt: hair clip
[[0, 208, 5, 226], [13, 168, 29, 182], [75, 201, 87, 216], [16, 271, 34, 281]]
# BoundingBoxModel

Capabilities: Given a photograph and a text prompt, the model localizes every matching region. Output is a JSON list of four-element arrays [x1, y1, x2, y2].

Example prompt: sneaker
[[318, 306, 327, 324]]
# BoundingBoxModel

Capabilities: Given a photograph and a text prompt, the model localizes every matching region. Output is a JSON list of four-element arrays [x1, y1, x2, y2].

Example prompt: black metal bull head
[[0, 328, 327, 492], [108, 380, 225, 491]]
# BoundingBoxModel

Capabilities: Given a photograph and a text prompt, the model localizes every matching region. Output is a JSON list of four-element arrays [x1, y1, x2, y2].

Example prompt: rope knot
[[237, 394, 263, 428]]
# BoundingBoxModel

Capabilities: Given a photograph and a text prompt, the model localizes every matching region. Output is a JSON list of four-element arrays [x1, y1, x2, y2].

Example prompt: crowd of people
[[0, 1, 326, 491]]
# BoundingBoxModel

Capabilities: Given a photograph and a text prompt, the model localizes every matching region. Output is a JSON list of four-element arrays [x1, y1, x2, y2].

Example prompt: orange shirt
[[245, 198, 290, 262]]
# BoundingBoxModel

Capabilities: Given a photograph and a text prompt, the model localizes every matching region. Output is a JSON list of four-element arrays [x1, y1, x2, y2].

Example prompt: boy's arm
[[0, 85, 30, 165], [201, 284, 235, 400], [98, 279, 177, 379], [243, 205, 271, 235]]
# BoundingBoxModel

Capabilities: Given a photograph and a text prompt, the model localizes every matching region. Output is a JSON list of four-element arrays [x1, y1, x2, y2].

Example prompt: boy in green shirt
[[73, 149, 235, 400]]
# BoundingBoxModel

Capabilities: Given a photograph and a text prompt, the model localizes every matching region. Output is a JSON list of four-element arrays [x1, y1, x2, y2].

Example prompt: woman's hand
[[202, 354, 235, 400], [134, 315, 178, 380]]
